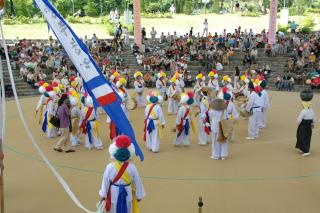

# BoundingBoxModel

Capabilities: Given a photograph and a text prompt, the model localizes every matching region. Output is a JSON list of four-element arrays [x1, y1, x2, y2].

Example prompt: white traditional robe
[[145, 104, 165, 152], [194, 80, 205, 106], [80, 107, 103, 149], [207, 79, 220, 96], [46, 98, 57, 138], [134, 80, 145, 107], [70, 106, 81, 146], [156, 79, 167, 98], [259, 89, 270, 128], [167, 84, 180, 114], [174, 105, 191, 146], [99, 162, 145, 213], [198, 98, 210, 145], [36, 94, 47, 127], [209, 109, 229, 158], [226, 101, 239, 142], [246, 92, 263, 138]]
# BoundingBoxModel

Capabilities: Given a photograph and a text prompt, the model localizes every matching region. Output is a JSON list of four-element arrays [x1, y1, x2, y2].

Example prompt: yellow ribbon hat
[[134, 71, 143, 79], [196, 73, 205, 80], [116, 77, 127, 88], [170, 77, 177, 84]]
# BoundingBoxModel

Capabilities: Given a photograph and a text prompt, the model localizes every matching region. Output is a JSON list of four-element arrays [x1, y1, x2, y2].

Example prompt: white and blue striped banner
[[34, 0, 144, 161]]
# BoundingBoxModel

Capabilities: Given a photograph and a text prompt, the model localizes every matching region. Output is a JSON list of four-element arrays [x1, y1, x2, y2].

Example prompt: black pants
[[296, 119, 313, 153]]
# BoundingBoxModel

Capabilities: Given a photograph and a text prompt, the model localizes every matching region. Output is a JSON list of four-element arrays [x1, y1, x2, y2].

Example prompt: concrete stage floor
[[3, 90, 320, 213]]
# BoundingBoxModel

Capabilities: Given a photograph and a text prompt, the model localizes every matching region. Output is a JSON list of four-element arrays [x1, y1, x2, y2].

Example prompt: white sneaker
[[246, 137, 255, 140], [302, 152, 311, 157], [211, 156, 219, 160], [221, 157, 227, 160]]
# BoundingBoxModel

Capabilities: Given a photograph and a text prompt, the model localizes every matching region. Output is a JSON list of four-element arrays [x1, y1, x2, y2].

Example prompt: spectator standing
[[202, 19, 208, 38]]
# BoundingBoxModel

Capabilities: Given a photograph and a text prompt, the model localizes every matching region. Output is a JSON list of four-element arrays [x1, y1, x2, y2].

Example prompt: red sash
[[143, 104, 157, 141], [106, 162, 129, 212], [177, 108, 190, 132], [80, 107, 93, 134], [204, 111, 211, 135], [119, 87, 126, 94]]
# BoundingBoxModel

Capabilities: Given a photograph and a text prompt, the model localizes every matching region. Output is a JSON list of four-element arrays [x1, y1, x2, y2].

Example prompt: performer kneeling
[[174, 92, 195, 146], [144, 92, 165, 153], [296, 90, 316, 157], [99, 135, 145, 213]]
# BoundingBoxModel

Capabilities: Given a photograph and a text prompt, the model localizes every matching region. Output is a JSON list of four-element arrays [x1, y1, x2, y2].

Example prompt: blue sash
[[178, 119, 189, 137], [86, 121, 93, 144], [42, 111, 48, 133], [112, 183, 131, 213], [147, 119, 155, 134]]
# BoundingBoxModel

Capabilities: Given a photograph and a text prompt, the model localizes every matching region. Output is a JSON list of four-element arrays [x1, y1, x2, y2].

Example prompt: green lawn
[[2, 13, 320, 40]]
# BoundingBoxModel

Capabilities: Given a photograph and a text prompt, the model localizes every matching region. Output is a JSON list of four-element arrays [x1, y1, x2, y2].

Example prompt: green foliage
[[240, 12, 261, 17], [306, 8, 320, 13], [141, 13, 172, 19], [277, 24, 290, 34], [301, 16, 315, 28], [105, 21, 115, 35], [3, 16, 45, 25]]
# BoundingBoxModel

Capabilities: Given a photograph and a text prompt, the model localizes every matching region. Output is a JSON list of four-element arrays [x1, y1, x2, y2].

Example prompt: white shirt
[[145, 104, 165, 125], [134, 80, 144, 94], [207, 79, 219, 92], [246, 92, 262, 112], [260, 90, 270, 109], [99, 162, 145, 202], [297, 109, 316, 124]]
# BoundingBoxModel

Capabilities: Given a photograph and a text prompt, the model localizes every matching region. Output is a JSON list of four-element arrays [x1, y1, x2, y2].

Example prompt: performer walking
[[53, 94, 75, 153], [197, 91, 211, 146], [99, 135, 145, 213], [296, 90, 316, 157], [134, 71, 145, 107], [45, 85, 58, 138], [144, 92, 165, 153], [209, 98, 229, 160], [246, 82, 263, 140], [174, 92, 195, 146], [80, 95, 103, 150]]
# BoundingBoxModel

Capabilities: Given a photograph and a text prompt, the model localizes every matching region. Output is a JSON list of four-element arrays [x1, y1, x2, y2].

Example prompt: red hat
[[70, 76, 75, 82], [254, 86, 262, 94], [38, 80, 45, 86], [45, 85, 53, 92], [187, 91, 194, 99], [52, 81, 58, 87], [222, 86, 228, 94], [115, 135, 131, 148]]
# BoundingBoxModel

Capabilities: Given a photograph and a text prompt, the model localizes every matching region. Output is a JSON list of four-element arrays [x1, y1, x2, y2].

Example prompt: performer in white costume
[[80, 95, 103, 150], [194, 73, 206, 106], [259, 80, 270, 129], [134, 71, 146, 107], [99, 135, 145, 213], [36, 82, 49, 132], [209, 98, 229, 160], [69, 92, 81, 147], [156, 72, 167, 100], [245, 82, 263, 140], [144, 92, 165, 153], [197, 91, 211, 146], [222, 75, 234, 95], [167, 77, 180, 115], [45, 85, 58, 138], [174, 92, 195, 146], [207, 70, 219, 98]]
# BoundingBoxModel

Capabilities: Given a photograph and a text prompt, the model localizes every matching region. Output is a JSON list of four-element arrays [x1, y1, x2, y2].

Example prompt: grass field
[[3, 13, 320, 40]]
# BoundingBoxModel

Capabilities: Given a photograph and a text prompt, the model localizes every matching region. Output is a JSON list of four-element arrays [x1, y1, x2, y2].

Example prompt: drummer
[[194, 73, 206, 106], [167, 77, 181, 115], [207, 70, 219, 98], [134, 71, 146, 107], [175, 71, 185, 92]]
